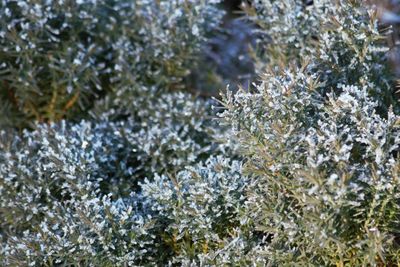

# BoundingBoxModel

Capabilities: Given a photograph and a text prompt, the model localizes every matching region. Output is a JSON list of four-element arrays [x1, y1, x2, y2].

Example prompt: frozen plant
[[2, 0, 400, 266], [0, 0, 224, 127], [221, 63, 400, 264], [0, 92, 223, 200], [217, 0, 400, 265], [0, 153, 252, 266], [245, 0, 398, 112]]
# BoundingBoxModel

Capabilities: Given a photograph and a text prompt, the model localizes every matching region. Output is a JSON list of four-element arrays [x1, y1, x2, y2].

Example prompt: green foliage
[[246, 0, 398, 112], [0, 0, 223, 128], [222, 69, 400, 265], [220, 0, 400, 264], [0, 136, 249, 265], [2, 0, 400, 266]]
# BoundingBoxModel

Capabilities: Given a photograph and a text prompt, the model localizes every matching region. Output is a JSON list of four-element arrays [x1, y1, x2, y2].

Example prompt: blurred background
[[189, 0, 256, 97]]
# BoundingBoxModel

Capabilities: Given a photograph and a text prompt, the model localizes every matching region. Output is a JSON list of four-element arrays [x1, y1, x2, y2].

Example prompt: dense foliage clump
[[1, 0, 400, 266], [246, 0, 398, 111], [0, 0, 223, 128], [222, 69, 400, 265], [0, 130, 248, 265], [220, 0, 400, 264]]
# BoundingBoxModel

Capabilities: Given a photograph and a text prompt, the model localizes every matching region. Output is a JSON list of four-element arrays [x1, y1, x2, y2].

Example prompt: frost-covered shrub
[[0, 0, 223, 127], [3, 0, 400, 266], [140, 156, 252, 264], [0, 92, 221, 199], [0, 91, 229, 264], [244, 0, 322, 64], [219, 4, 400, 264], [110, 92, 225, 181], [221, 65, 400, 265], [246, 0, 398, 112], [215, 0, 400, 265], [0, 155, 251, 266]]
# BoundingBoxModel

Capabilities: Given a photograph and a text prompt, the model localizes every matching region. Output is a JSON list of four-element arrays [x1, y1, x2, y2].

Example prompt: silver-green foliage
[[248, 0, 397, 112], [0, 148, 249, 265], [0, 88, 255, 265], [2, 0, 400, 266], [0, 92, 219, 196], [0, 0, 223, 127], [220, 0, 400, 264], [221, 68, 400, 265]]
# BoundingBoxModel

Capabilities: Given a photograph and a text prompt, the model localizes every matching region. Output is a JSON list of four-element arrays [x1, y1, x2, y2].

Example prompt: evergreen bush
[[1, 0, 400, 266], [221, 68, 400, 265], [0, 141, 248, 265], [0, 0, 223, 128], [245, 0, 398, 112], [219, 0, 400, 264]]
